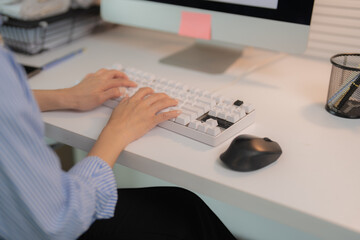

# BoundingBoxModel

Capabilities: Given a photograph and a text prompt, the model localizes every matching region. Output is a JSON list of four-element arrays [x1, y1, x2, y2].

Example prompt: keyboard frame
[[158, 110, 255, 146], [103, 65, 256, 146]]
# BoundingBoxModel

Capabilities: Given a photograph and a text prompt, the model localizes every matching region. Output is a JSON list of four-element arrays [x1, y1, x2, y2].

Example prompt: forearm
[[33, 89, 75, 112], [88, 126, 129, 168]]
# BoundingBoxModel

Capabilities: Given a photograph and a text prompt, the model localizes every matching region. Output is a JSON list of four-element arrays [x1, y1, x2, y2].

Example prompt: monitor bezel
[[144, 0, 314, 25]]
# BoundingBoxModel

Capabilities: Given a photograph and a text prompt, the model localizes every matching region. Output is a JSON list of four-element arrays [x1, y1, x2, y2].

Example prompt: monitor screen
[[101, 0, 315, 73]]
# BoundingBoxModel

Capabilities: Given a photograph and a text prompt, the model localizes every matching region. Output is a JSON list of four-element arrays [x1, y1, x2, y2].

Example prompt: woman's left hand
[[67, 68, 137, 111], [33, 68, 137, 112]]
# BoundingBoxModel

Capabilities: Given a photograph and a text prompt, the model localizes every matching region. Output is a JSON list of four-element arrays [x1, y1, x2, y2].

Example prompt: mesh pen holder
[[326, 53, 360, 118]]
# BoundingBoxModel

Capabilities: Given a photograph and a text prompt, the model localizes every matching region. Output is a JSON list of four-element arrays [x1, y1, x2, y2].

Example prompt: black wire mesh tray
[[0, 6, 100, 55]]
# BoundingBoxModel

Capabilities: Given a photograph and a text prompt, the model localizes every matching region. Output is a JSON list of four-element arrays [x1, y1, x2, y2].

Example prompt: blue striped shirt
[[0, 47, 117, 240]]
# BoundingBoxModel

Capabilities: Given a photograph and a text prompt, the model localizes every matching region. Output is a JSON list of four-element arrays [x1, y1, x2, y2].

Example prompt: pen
[[22, 48, 85, 78], [335, 73, 360, 110], [327, 73, 359, 105], [42, 48, 85, 70]]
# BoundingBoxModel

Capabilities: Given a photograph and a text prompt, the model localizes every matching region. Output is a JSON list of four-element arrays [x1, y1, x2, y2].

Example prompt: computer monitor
[[101, 0, 315, 73]]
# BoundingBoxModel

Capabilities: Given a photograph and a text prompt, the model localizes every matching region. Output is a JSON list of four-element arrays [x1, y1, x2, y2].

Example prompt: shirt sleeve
[[68, 156, 118, 219], [0, 47, 117, 240]]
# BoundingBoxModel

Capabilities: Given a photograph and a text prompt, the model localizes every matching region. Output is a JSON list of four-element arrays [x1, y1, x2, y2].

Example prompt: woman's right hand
[[107, 87, 180, 144], [88, 87, 181, 167]]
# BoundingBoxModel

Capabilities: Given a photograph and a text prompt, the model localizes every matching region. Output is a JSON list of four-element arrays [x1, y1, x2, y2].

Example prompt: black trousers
[[79, 187, 237, 240]]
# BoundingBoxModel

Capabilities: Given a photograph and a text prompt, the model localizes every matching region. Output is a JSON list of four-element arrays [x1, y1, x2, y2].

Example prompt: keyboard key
[[197, 123, 209, 133], [194, 102, 210, 113], [233, 99, 243, 106], [243, 103, 254, 113], [197, 97, 216, 108], [175, 114, 190, 125], [223, 98, 234, 105], [206, 126, 221, 136], [182, 104, 202, 117], [188, 120, 201, 129], [226, 113, 240, 123], [218, 112, 226, 120], [208, 109, 217, 117], [206, 118, 218, 127], [182, 109, 197, 121]]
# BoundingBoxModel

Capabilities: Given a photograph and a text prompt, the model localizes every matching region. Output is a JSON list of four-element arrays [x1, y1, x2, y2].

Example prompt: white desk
[[19, 26, 360, 240]]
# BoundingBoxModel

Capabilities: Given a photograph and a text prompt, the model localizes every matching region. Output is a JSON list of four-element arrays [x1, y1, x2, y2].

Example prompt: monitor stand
[[160, 39, 243, 74]]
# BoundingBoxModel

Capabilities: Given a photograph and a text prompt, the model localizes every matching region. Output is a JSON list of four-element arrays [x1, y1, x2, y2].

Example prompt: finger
[[149, 96, 178, 113], [114, 95, 130, 110], [100, 88, 122, 103], [130, 87, 154, 101], [103, 70, 129, 80], [143, 92, 170, 106], [155, 110, 182, 124], [103, 78, 137, 90]]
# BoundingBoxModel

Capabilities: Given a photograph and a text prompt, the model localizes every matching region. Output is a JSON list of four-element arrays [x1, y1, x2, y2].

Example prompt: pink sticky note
[[179, 11, 211, 40]]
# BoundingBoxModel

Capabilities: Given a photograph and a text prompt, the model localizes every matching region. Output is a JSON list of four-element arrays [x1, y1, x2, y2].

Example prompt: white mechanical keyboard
[[103, 64, 255, 146]]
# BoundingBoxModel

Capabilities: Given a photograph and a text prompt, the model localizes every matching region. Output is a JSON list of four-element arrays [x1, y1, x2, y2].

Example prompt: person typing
[[0, 46, 237, 240]]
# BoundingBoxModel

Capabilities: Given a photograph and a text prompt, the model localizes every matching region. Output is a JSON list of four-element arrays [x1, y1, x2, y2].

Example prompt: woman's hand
[[88, 87, 181, 167], [33, 68, 136, 112], [67, 69, 136, 111], [108, 87, 181, 143]]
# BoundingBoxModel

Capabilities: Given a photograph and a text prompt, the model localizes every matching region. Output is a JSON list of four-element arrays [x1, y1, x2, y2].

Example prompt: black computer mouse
[[220, 135, 282, 171]]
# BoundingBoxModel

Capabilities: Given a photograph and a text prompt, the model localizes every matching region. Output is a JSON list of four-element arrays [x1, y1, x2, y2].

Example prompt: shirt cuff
[[69, 156, 117, 219]]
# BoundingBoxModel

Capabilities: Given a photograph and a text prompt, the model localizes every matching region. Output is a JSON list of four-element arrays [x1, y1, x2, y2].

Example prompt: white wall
[[305, 0, 360, 60]]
